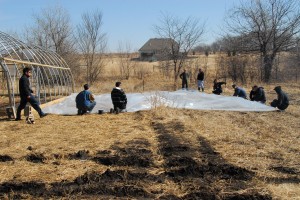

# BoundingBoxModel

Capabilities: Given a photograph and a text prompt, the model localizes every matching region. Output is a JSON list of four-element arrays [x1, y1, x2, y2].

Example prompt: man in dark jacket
[[111, 82, 127, 114], [15, 67, 47, 120], [212, 79, 226, 95], [232, 84, 247, 99], [270, 86, 289, 110], [250, 85, 266, 104], [197, 68, 205, 92], [179, 69, 189, 90], [76, 84, 96, 115]]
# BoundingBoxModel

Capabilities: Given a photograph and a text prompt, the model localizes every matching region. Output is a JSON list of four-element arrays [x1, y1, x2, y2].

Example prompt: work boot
[[115, 108, 120, 114], [40, 113, 48, 118]]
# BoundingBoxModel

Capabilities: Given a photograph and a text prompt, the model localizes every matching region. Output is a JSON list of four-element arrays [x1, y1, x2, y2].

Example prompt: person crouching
[[75, 84, 96, 115], [270, 86, 289, 111]]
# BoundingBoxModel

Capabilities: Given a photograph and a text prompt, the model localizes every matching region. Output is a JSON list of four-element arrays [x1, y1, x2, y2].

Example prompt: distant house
[[139, 38, 178, 61]]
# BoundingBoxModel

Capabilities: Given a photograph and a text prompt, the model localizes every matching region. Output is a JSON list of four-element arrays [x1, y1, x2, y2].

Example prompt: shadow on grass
[[0, 121, 274, 199]]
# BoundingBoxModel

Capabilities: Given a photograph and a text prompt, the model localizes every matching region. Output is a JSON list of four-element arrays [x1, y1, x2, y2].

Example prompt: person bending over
[[250, 85, 266, 104], [212, 79, 226, 95], [232, 84, 247, 99]]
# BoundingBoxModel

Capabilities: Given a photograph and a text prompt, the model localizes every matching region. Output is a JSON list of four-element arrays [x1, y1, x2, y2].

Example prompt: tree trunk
[[263, 54, 274, 82]]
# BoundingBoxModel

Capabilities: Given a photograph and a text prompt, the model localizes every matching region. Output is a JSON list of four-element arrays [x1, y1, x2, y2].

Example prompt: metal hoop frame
[[0, 31, 74, 116]]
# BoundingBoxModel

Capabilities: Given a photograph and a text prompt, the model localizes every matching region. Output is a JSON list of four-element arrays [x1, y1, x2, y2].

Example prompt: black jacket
[[197, 71, 204, 81], [180, 72, 189, 81], [250, 87, 266, 103], [19, 75, 33, 97], [274, 86, 289, 106], [213, 82, 226, 91], [111, 87, 127, 105]]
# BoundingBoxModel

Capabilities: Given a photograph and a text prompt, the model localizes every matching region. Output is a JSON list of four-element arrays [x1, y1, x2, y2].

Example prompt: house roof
[[139, 38, 176, 52]]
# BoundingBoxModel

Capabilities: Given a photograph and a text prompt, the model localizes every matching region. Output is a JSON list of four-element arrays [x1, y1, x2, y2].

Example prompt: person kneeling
[[76, 84, 96, 115], [270, 86, 289, 111], [111, 82, 127, 114], [250, 85, 266, 104]]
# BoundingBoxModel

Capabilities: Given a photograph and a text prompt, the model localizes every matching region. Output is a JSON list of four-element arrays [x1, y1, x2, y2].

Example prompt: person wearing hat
[[75, 84, 96, 115], [232, 84, 247, 99], [270, 86, 289, 110], [110, 82, 127, 114], [249, 85, 266, 104]]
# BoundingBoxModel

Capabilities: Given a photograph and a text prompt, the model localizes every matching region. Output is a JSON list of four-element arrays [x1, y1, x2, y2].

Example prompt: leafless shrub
[[226, 0, 300, 82], [75, 10, 107, 85], [154, 13, 205, 88], [117, 42, 136, 80]]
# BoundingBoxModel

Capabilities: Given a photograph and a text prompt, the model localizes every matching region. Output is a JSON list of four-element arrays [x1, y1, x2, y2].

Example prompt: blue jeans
[[77, 101, 96, 114], [16, 94, 45, 119]]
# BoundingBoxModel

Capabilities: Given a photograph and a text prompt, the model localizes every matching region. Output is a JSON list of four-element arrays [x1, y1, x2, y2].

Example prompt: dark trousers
[[212, 89, 222, 95], [182, 80, 188, 89], [113, 102, 126, 111], [271, 99, 289, 110], [16, 94, 44, 119]]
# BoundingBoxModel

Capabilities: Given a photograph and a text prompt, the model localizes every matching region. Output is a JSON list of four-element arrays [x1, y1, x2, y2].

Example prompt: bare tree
[[226, 0, 300, 82], [75, 10, 107, 84], [25, 5, 75, 57], [117, 41, 136, 80], [285, 37, 300, 82], [154, 13, 205, 88]]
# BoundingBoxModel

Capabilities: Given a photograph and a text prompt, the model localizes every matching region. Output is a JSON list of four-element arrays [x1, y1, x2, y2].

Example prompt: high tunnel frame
[[0, 31, 74, 118]]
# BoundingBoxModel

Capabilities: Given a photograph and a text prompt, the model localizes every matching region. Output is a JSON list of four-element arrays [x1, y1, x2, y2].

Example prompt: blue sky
[[0, 0, 236, 52]]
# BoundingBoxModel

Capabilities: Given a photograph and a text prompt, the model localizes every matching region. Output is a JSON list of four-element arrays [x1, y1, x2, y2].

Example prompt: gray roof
[[139, 38, 177, 52]]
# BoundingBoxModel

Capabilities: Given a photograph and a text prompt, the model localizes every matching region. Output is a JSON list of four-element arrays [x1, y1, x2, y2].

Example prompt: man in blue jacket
[[232, 84, 247, 99], [76, 84, 96, 115], [15, 67, 47, 121]]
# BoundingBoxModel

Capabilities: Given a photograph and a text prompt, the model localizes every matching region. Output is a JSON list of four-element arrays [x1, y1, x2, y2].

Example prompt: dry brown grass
[[0, 55, 299, 199]]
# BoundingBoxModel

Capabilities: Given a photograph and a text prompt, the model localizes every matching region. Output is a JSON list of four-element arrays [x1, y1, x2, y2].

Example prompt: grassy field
[[0, 55, 299, 199]]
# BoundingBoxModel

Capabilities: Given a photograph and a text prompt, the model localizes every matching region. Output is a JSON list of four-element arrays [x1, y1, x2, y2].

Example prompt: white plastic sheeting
[[43, 90, 276, 115]]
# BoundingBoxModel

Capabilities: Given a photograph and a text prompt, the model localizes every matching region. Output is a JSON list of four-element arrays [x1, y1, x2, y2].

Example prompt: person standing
[[197, 68, 205, 92], [212, 79, 226, 95], [180, 69, 189, 90], [270, 86, 289, 111], [15, 67, 47, 120], [111, 82, 127, 114], [75, 84, 96, 115], [249, 85, 266, 104], [232, 84, 247, 99]]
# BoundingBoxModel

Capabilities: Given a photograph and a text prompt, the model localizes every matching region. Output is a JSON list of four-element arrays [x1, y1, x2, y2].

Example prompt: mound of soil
[[0, 155, 13, 162], [25, 153, 46, 163]]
